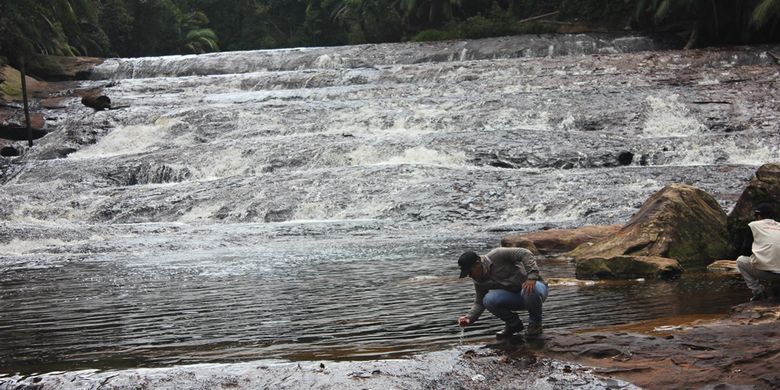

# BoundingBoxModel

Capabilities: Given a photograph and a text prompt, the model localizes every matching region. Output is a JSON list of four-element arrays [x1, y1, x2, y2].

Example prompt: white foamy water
[[0, 238, 68, 255], [641, 94, 707, 138], [348, 146, 466, 167], [70, 118, 183, 158], [668, 138, 780, 166]]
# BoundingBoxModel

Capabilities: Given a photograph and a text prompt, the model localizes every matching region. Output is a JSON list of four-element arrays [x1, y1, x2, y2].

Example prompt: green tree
[[400, 0, 463, 29], [301, 0, 347, 46], [183, 28, 220, 53], [0, 0, 108, 63], [752, 0, 780, 27], [98, 0, 134, 57], [180, 0, 284, 50], [181, 11, 219, 53], [328, 0, 403, 43], [635, 0, 780, 47], [127, 0, 184, 56]]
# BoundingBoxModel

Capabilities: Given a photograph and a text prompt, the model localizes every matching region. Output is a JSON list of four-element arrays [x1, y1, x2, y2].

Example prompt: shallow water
[[0, 226, 748, 374]]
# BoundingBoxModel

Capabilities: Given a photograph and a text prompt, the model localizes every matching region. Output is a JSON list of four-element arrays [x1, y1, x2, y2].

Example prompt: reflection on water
[[0, 229, 749, 375]]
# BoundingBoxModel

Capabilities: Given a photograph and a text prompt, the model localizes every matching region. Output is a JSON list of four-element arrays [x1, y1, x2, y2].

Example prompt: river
[[1, 33, 779, 377]]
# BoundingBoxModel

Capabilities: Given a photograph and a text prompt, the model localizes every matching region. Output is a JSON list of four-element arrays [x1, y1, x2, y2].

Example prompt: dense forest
[[1, 0, 779, 64]]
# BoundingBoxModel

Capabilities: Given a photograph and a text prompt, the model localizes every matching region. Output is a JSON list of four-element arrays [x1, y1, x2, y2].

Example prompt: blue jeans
[[483, 281, 549, 326]]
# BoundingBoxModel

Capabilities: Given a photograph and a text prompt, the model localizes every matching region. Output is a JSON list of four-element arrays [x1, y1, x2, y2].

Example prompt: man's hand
[[522, 280, 537, 294], [458, 316, 471, 327]]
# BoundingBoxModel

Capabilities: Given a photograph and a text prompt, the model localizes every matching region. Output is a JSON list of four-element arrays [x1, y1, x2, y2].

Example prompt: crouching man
[[456, 247, 549, 338], [736, 203, 780, 302]]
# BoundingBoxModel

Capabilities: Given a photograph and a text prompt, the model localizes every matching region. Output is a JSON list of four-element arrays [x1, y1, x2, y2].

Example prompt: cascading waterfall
[[1, 34, 779, 376]]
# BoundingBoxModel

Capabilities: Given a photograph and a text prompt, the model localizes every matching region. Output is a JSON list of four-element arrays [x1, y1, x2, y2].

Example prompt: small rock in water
[[471, 374, 486, 382]]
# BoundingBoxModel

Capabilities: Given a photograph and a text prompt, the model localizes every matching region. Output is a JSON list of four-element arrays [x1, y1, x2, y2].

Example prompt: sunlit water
[[1, 34, 778, 375]]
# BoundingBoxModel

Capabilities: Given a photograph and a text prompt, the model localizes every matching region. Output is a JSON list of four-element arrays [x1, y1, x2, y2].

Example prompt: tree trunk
[[684, 27, 699, 49], [20, 58, 33, 147]]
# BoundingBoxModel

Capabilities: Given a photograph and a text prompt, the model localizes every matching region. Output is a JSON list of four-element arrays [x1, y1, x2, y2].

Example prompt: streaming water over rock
[[1, 34, 779, 379]]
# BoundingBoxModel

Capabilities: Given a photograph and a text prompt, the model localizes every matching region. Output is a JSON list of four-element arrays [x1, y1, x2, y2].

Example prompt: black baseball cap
[[458, 251, 480, 278], [754, 203, 776, 219]]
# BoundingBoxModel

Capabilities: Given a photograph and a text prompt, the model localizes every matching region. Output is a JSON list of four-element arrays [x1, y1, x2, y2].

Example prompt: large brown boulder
[[502, 225, 621, 254], [727, 163, 780, 256], [575, 255, 683, 280], [567, 184, 731, 267]]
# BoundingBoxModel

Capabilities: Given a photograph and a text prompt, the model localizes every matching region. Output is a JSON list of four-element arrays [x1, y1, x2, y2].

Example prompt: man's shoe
[[526, 323, 543, 337], [496, 320, 524, 338], [750, 291, 767, 302]]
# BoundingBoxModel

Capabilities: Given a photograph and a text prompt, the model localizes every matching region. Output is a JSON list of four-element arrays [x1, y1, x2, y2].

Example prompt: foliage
[[634, 0, 780, 47], [559, 0, 634, 26], [411, 3, 556, 41], [752, 0, 780, 27], [184, 28, 220, 53], [1, 0, 779, 63], [327, 0, 403, 44], [400, 0, 463, 27], [181, 11, 219, 54], [0, 0, 109, 63]]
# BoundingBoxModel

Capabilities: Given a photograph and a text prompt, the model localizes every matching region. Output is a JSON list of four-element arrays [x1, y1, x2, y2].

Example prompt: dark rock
[[567, 184, 731, 267], [0, 146, 19, 156], [727, 163, 780, 257], [0, 125, 46, 141], [81, 95, 111, 110], [617, 151, 634, 166]]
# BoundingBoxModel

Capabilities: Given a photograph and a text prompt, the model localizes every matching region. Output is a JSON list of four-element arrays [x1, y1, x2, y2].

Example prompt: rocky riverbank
[[545, 301, 780, 389], [0, 56, 105, 155]]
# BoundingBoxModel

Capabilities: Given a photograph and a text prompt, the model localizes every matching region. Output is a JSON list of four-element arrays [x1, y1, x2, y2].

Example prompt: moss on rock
[[567, 184, 731, 268], [0, 66, 22, 102], [576, 255, 683, 280]]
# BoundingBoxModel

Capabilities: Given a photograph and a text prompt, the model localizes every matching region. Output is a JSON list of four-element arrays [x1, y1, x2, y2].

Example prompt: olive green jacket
[[467, 247, 542, 323]]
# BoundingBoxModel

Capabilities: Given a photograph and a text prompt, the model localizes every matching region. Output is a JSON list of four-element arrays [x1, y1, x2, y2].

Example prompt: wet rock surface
[[567, 184, 732, 267], [502, 225, 622, 254], [545, 302, 780, 390]]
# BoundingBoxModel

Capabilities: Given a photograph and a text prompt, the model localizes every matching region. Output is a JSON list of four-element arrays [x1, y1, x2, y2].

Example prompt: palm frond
[[752, 0, 780, 27]]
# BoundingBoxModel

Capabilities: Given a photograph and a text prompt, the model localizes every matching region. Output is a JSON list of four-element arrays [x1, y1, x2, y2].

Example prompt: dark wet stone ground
[[543, 302, 780, 389]]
